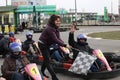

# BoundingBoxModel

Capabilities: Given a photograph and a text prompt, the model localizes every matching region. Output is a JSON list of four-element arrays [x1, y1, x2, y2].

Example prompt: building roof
[[67, 12, 97, 15], [0, 6, 17, 12]]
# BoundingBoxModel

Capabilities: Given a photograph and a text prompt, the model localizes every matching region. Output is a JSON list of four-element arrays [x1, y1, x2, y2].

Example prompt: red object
[[44, 77, 48, 80], [38, 56, 72, 69], [21, 51, 27, 55], [38, 56, 44, 61], [67, 59, 73, 64], [10, 37, 15, 42], [63, 63, 72, 69]]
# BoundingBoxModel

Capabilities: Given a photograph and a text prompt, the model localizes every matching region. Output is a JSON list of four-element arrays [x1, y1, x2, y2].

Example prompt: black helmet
[[77, 34, 87, 42], [26, 32, 33, 40]]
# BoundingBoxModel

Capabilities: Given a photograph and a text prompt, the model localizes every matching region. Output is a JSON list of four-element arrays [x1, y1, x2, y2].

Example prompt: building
[[11, 0, 46, 6], [0, 6, 17, 33]]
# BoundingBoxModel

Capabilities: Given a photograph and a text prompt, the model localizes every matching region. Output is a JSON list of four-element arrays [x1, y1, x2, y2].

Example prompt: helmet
[[9, 32, 14, 37], [26, 32, 33, 39], [26, 32, 32, 36], [9, 42, 22, 52], [77, 34, 87, 42]]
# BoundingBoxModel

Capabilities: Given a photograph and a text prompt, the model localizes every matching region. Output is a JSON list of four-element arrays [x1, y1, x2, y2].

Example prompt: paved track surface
[[1, 26, 120, 80]]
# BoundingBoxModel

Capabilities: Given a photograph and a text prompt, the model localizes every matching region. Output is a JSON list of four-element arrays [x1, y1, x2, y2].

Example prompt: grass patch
[[87, 31, 120, 40]]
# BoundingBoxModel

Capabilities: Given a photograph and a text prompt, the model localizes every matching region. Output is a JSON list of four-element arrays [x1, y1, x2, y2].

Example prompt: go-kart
[[22, 42, 42, 64], [22, 43, 120, 79], [37, 49, 120, 80], [24, 63, 48, 80]]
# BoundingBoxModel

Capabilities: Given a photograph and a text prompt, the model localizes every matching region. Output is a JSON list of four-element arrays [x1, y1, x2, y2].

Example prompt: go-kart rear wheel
[[103, 52, 120, 63]]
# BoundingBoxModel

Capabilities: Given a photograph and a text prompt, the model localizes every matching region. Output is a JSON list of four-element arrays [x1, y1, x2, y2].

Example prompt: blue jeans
[[90, 58, 103, 72], [11, 71, 44, 80], [51, 50, 63, 62], [11, 72, 25, 80]]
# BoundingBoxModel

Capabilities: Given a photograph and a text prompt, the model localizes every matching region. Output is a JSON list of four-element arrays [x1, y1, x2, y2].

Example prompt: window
[[9, 14, 14, 25], [4, 14, 9, 25]]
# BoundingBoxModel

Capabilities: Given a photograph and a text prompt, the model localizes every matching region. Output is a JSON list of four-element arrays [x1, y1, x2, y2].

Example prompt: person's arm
[[50, 31, 66, 47], [19, 56, 30, 66], [68, 24, 76, 47], [88, 45, 94, 54], [3, 41, 9, 53], [22, 41, 29, 51], [2, 58, 15, 77]]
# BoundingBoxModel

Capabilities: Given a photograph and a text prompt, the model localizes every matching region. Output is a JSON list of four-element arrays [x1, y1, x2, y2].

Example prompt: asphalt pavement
[[1, 26, 120, 80]]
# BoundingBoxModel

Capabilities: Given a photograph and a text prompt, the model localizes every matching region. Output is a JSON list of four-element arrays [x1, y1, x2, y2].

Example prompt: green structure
[[104, 7, 109, 22], [16, 5, 56, 26], [0, 5, 57, 32], [35, 5, 56, 12], [15, 6, 34, 13]]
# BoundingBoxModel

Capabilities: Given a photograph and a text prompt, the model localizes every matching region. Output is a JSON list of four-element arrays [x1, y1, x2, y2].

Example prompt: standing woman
[[38, 14, 69, 80]]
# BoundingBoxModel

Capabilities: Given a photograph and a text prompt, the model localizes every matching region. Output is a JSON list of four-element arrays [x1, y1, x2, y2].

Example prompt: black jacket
[[68, 32, 93, 59], [39, 25, 66, 47], [0, 37, 10, 55], [22, 39, 35, 52]]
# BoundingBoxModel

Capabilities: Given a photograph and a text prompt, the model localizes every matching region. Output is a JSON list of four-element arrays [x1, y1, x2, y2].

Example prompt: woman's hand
[[0, 77, 6, 80], [66, 44, 71, 49], [70, 24, 75, 33]]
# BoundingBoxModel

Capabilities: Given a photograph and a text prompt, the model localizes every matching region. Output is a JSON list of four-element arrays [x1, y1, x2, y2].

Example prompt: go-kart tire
[[103, 52, 120, 63]]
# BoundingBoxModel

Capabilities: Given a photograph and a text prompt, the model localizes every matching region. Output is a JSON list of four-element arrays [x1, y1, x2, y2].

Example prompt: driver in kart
[[23, 32, 40, 56], [68, 24, 103, 72], [0, 36, 10, 58], [1, 42, 30, 80], [9, 32, 16, 43], [1, 42, 45, 80], [22, 32, 36, 53]]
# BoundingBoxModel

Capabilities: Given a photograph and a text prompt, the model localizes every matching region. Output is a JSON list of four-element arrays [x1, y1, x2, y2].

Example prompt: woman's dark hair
[[48, 14, 61, 27]]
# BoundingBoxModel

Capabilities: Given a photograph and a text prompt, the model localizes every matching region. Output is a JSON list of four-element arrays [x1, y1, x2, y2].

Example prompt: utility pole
[[75, 0, 77, 25], [111, 1, 113, 14], [118, 0, 120, 16], [6, 0, 8, 6], [118, 0, 120, 22]]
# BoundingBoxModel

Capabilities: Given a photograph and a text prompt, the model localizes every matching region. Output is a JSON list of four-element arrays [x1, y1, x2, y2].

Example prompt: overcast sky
[[0, 0, 119, 15]]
